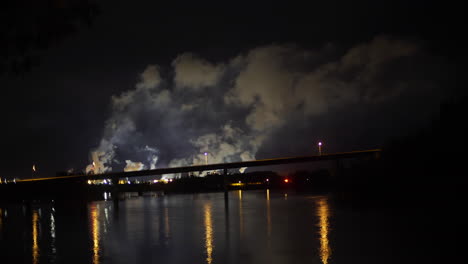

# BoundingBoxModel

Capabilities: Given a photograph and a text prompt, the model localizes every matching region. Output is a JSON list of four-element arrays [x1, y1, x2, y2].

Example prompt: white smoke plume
[[173, 53, 225, 90], [124, 160, 146, 172], [144, 145, 159, 169], [86, 36, 437, 176]]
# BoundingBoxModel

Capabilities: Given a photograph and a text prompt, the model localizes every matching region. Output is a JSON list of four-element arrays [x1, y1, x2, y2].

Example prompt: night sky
[[1, 0, 465, 178]]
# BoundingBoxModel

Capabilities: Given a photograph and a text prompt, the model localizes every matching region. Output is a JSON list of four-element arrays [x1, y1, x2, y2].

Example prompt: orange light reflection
[[266, 189, 271, 249], [32, 210, 39, 264], [203, 203, 214, 264], [238, 190, 244, 237], [316, 197, 331, 264], [90, 204, 100, 264]]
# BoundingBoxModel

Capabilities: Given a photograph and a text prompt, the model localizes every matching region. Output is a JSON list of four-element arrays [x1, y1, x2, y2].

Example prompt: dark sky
[[1, 0, 465, 178]]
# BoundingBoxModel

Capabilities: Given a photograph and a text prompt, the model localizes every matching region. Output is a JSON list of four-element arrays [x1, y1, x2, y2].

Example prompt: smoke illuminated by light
[[123, 160, 145, 172], [84, 36, 432, 175]]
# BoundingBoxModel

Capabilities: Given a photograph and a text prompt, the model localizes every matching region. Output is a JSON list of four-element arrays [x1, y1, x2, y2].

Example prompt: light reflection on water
[[164, 207, 170, 239], [50, 208, 56, 255], [32, 210, 39, 264], [1, 190, 460, 264], [89, 204, 100, 264], [1, 191, 339, 264], [266, 189, 271, 249], [316, 197, 331, 264], [203, 203, 214, 264], [238, 190, 244, 238]]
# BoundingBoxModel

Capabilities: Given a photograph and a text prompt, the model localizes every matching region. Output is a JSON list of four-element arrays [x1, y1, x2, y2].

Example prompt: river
[[0, 190, 462, 263]]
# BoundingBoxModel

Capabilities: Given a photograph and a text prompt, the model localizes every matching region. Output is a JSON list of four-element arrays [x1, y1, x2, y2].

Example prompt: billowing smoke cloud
[[86, 35, 440, 176], [124, 160, 146, 172], [173, 53, 225, 90]]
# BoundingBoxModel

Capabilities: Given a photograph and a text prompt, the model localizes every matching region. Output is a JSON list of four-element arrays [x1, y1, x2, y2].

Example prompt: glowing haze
[[85, 36, 439, 176]]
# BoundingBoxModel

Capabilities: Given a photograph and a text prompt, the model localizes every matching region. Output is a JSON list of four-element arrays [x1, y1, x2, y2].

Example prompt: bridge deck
[[17, 149, 381, 182]]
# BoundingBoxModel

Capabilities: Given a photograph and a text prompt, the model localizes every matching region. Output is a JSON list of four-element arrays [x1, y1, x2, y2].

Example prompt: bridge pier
[[223, 168, 229, 203], [111, 178, 119, 211], [330, 159, 343, 179]]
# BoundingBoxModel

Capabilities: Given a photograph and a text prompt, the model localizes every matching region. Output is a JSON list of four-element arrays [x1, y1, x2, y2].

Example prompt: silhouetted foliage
[[0, 0, 100, 75], [335, 96, 468, 205]]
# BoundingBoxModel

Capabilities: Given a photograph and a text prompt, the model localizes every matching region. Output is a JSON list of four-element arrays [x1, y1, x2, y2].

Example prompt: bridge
[[18, 149, 381, 182], [1, 149, 381, 202]]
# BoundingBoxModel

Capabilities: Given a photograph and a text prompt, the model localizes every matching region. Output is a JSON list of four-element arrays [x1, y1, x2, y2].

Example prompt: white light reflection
[[103, 207, 109, 234], [50, 210, 56, 254], [203, 203, 214, 264]]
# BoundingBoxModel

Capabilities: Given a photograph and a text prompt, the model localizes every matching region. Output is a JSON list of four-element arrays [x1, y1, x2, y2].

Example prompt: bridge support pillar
[[223, 168, 229, 203], [111, 178, 119, 211], [330, 160, 343, 179]]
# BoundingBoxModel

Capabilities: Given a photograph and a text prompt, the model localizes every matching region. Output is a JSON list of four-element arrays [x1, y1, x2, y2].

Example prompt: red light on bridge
[[284, 179, 289, 183]]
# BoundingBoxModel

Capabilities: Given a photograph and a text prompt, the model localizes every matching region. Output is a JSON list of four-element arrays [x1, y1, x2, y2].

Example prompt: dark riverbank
[[0, 170, 330, 203]]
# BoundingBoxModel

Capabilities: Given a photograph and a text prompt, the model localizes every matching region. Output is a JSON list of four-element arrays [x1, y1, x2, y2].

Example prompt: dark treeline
[[334, 96, 468, 206], [162, 169, 332, 194], [1, 0, 99, 75]]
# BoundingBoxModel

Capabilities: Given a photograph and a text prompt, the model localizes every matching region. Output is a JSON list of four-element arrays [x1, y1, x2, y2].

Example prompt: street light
[[318, 142, 322, 156], [204, 152, 208, 165]]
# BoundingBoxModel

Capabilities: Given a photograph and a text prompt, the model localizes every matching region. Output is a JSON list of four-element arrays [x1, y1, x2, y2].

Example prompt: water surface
[[0, 190, 460, 263]]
